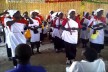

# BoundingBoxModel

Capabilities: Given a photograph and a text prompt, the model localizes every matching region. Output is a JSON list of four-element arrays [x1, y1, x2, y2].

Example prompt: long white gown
[[4, 18, 26, 57]]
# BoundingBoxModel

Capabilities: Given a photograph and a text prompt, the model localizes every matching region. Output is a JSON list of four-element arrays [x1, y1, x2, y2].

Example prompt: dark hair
[[83, 48, 98, 62], [85, 12, 89, 18], [92, 11, 94, 16], [15, 44, 32, 62], [50, 11, 54, 15]]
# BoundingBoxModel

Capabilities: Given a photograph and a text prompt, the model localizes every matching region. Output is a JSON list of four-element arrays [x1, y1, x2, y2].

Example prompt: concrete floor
[[0, 42, 108, 72]]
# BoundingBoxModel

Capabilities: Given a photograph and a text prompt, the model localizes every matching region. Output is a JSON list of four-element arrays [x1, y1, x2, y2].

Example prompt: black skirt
[[30, 41, 40, 49], [64, 41, 77, 60], [81, 38, 89, 44], [54, 36, 64, 50], [90, 42, 104, 53]]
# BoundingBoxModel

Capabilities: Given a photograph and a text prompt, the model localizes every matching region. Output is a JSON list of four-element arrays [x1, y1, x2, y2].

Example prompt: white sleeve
[[97, 59, 106, 72], [68, 61, 83, 72]]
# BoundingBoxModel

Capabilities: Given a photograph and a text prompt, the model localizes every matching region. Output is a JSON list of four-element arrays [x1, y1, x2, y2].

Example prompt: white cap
[[58, 12, 63, 15], [49, 10, 53, 13], [96, 8, 104, 12], [7, 10, 18, 17], [68, 9, 76, 15], [34, 9, 39, 13], [30, 11, 34, 16], [94, 8, 104, 15]]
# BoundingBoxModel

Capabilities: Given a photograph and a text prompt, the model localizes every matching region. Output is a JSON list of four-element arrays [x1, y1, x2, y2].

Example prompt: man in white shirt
[[66, 48, 106, 72]]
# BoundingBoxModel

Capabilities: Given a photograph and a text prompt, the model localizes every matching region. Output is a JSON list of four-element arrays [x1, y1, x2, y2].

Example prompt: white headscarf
[[68, 9, 76, 15], [94, 8, 104, 15], [7, 10, 18, 17]]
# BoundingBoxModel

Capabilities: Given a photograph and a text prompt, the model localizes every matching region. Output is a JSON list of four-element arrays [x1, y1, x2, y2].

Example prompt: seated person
[[6, 44, 46, 72], [66, 48, 106, 72]]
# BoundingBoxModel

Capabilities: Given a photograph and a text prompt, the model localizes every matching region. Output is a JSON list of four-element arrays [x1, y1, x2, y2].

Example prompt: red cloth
[[38, 15, 44, 22], [34, 18, 42, 25], [46, 15, 51, 22], [88, 16, 91, 20], [0, 17, 5, 26], [89, 16, 106, 27], [80, 18, 84, 25], [14, 18, 28, 25], [46, 15, 50, 20], [53, 18, 66, 27], [94, 16, 106, 24], [62, 18, 68, 26], [80, 16, 91, 25], [62, 17, 81, 28]]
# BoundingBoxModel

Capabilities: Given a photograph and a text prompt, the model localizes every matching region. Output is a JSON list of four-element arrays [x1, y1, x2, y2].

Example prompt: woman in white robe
[[80, 12, 90, 48], [88, 9, 106, 56], [61, 9, 79, 64], [29, 11, 41, 54], [6, 10, 32, 67], [52, 12, 65, 52]]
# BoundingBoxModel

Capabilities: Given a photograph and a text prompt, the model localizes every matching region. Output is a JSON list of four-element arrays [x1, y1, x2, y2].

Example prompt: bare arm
[[0, 11, 8, 16], [6, 20, 16, 26]]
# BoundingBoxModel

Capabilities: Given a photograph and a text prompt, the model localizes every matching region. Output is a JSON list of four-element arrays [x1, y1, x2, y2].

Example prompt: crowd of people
[[0, 8, 107, 72]]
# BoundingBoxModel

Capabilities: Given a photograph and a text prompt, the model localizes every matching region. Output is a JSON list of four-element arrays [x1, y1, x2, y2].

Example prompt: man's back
[[6, 64, 46, 72], [66, 59, 106, 72]]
